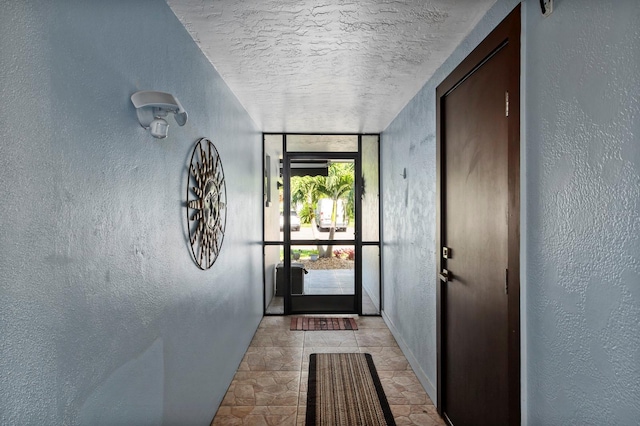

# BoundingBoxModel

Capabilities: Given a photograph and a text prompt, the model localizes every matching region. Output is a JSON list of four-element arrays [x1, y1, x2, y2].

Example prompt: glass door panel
[[290, 159, 355, 243], [286, 154, 357, 314], [290, 244, 355, 296]]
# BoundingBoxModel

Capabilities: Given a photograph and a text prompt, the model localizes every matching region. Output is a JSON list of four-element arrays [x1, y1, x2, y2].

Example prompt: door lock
[[439, 269, 450, 283], [442, 246, 451, 259]]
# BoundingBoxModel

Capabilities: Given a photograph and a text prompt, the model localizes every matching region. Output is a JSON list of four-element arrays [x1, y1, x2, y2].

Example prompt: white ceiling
[[167, 0, 496, 133]]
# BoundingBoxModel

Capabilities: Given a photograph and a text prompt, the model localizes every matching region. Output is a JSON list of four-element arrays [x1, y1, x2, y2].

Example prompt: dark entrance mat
[[306, 353, 396, 426], [290, 317, 358, 331]]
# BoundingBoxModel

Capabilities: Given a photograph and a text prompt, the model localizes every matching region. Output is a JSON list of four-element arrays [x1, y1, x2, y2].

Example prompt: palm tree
[[315, 162, 354, 257], [290, 175, 318, 224]]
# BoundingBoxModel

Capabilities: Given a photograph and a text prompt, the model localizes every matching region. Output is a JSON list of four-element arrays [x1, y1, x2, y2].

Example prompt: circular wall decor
[[187, 138, 227, 269]]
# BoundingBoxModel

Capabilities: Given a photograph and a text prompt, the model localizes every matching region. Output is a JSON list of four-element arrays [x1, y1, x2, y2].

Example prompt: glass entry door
[[284, 154, 358, 314], [263, 134, 380, 316]]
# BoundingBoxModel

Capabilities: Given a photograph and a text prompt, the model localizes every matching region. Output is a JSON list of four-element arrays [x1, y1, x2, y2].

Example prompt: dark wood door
[[436, 6, 520, 426]]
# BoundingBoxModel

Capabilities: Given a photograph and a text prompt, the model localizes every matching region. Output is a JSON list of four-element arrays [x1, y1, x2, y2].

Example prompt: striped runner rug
[[306, 353, 396, 426], [290, 317, 357, 331]]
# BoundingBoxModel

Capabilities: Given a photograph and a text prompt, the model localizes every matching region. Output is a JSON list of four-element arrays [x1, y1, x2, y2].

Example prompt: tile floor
[[211, 316, 445, 425]]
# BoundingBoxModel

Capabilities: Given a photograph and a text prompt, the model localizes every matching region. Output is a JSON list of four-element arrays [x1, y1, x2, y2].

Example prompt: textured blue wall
[[382, 0, 640, 423], [525, 1, 640, 424], [380, 0, 520, 404], [0, 1, 263, 424]]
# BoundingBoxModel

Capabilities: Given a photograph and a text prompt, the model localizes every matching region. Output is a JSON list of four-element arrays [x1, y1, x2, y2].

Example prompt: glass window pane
[[289, 159, 355, 243], [287, 134, 358, 152], [362, 245, 380, 315], [264, 135, 283, 242], [291, 244, 355, 296], [361, 135, 379, 242], [265, 244, 284, 314]]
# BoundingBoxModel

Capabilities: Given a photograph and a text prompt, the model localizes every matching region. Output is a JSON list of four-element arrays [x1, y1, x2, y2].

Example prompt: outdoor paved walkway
[[266, 269, 378, 314]]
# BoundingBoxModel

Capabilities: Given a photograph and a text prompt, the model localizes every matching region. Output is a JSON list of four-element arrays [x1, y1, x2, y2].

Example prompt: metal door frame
[[283, 148, 360, 314], [262, 133, 382, 316]]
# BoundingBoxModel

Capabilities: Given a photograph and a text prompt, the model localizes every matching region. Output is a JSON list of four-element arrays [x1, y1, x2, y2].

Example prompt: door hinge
[[505, 268, 509, 294], [505, 91, 509, 117]]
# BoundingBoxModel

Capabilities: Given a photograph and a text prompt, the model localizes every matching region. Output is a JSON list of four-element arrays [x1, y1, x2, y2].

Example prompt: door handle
[[439, 269, 450, 282]]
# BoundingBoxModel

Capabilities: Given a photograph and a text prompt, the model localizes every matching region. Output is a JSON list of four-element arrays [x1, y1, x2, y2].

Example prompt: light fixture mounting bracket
[[540, 0, 553, 17]]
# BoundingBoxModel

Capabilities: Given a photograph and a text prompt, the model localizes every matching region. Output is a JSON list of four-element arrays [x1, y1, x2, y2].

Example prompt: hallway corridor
[[212, 316, 445, 425]]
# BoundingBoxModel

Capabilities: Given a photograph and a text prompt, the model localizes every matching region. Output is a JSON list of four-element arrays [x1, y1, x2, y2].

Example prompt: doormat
[[290, 317, 357, 331], [306, 353, 396, 426]]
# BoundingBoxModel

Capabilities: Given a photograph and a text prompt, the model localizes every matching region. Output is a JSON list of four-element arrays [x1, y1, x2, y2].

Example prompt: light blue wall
[[525, 0, 640, 424], [0, 1, 263, 425], [382, 0, 640, 424], [380, 0, 520, 403]]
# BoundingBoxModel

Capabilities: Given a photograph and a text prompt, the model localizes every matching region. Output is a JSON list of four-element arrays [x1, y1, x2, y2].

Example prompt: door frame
[[283, 150, 360, 315], [262, 133, 382, 316], [435, 4, 521, 425]]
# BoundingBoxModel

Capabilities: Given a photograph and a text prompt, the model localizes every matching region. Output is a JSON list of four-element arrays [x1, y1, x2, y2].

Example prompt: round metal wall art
[[187, 138, 227, 269]]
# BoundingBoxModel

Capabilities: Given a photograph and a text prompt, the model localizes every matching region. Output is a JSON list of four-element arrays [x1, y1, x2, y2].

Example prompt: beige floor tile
[[356, 316, 388, 328], [423, 405, 445, 423], [299, 370, 308, 392], [296, 413, 306, 426], [355, 328, 399, 347], [303, 330, 358, 347], [298, 390, 307, 408], [298, 369, 314, 406], [360, 347, 412, 371], [250, 329, 305, 347], [211, 406, 297, 426], [221, 371, 300, 406], [299, 353, 308, 408], [238, 347, 302, 371], [258, 316, 292, 329], [378, 371, 431, 405], [212, 316, 447, 426], [390, 405, 446, 425]]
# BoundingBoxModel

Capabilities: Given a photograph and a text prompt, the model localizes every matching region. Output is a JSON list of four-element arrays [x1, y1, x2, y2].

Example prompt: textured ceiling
[[167, 0, 496, 133]]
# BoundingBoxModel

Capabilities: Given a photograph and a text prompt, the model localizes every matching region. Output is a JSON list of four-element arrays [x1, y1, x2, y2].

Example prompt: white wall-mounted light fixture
[[540, 0, 553, 17], [131, 91, 188, 139]]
